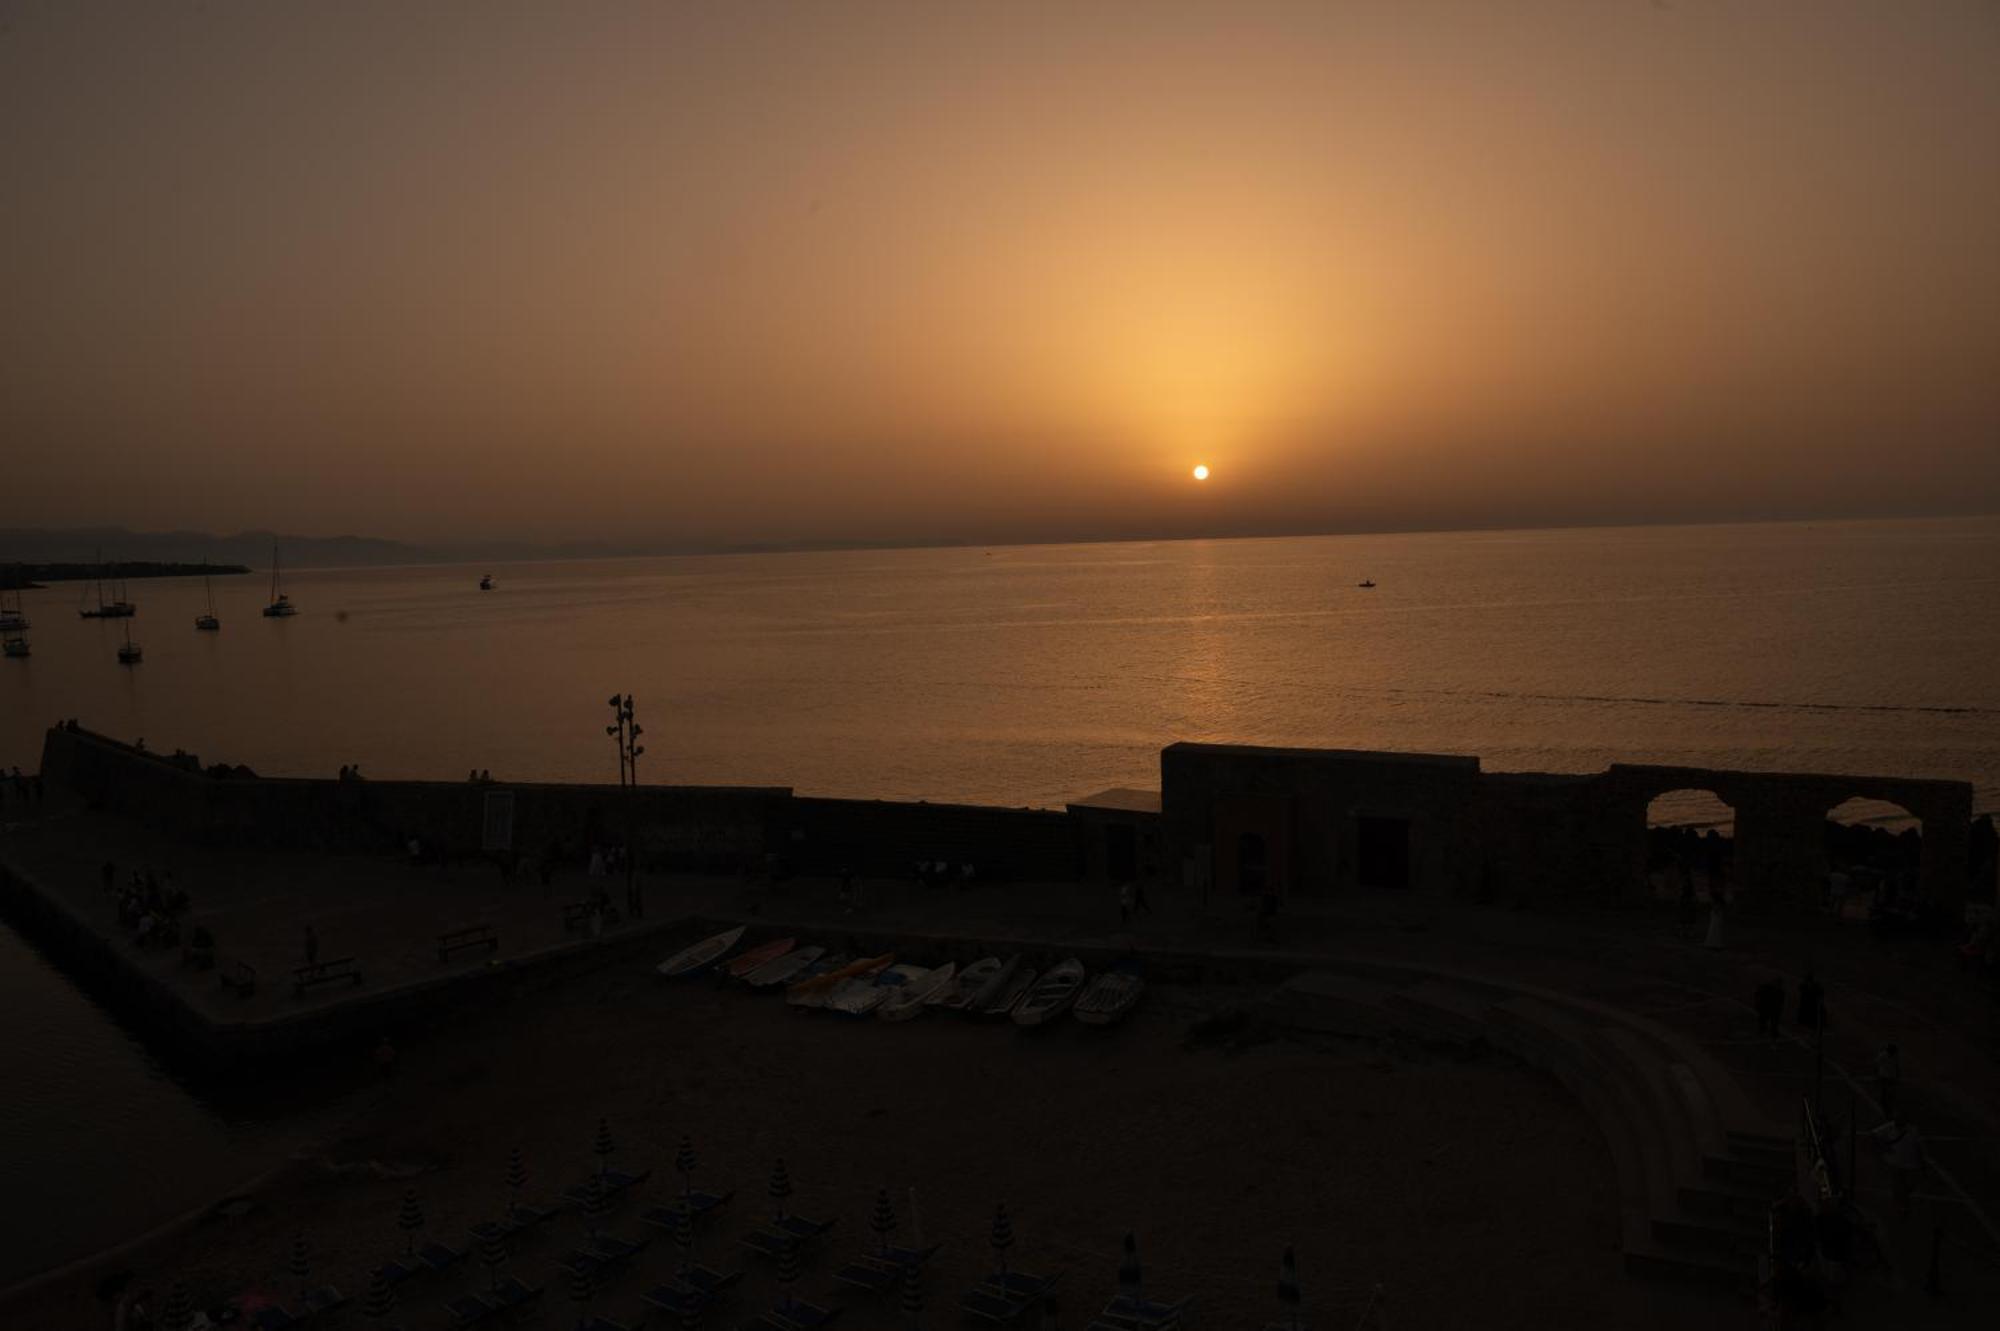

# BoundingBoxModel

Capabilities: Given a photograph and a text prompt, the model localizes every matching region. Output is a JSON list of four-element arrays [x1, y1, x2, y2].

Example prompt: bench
[[294, 957, 362, 996], [220, 959, 257, 997], [438, 924, 498, 963]]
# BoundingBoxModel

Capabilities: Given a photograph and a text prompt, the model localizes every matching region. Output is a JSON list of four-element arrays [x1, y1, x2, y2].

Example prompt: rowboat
[[1073, 970, 1145, 1026], [829, 963, 922, 1017], [788, 953, 891, 1009], [954, 955, 1015, 1013], [879, 962, 955, 1021], [724, 936, 796, 979], [933, 956, 1001, 1009], [656, 926, 746, 978], [976, 964, 1037, 1019], [1012, 959, 1087, 1027], [745, 945, 826, 989]]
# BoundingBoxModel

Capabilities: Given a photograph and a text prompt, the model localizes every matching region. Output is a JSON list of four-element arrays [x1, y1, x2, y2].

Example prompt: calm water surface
[[2, 517, 1997, 1284]]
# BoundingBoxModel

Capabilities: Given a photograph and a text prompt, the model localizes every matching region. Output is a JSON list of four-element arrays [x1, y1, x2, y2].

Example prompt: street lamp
[[604, 694, 645, 918]]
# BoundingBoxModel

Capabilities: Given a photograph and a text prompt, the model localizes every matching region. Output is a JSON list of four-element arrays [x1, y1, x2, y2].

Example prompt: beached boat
[[932, 956, 1001, 1009], [1012, 959, 1087, 1027], [724, 936, 796, 980], [829, 962, 922, 1017], [745, 944, 825, 989], [656, 925, 746, 978], [976, 963, 1037, 1019], [1073, 970, 1145, 1026], [954, 955, 1016, 1012], [879, 962, 955, 1021], [788, 953, 890, 1009]]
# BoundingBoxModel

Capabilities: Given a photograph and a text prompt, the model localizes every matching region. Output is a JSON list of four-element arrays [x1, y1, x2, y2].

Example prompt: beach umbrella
[[397, 1189, 424, 1256], [901, 1252, 924, 1331], [507, 1144, 527, 1215], [363, 1268, 396, 1322], [676, 1134, 698, 1202], [768, 1157, 793, 1221], [679, 1293, 703, 1331], [159, 1281, 195, 1331], [776, 1234, 800, 1313], [582, 1170, 609, 1241], [673, 1195, 697, 1275], [290, 1233, 311, 1304], [990, 1203, 1014, 1280], [1277, 1247, 1300, 1331], [480, 1224, 510, 1290], [593, 1117, 616, 1176], [569, 1260, 595, 1326], [1117, 1232, 1143, 1306], [870, 1187, 898, 1258]]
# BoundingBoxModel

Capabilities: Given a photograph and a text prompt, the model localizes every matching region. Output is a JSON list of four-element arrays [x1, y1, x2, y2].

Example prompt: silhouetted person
[[1875, 1044, 1901, 1116], [1118, 880, 1133, 924], [1872, 1115, 1925, 1217], [1755, 977, 1784, 1038], [1797, 971, 1824, 1031], [374, 1034, 398, 1080]]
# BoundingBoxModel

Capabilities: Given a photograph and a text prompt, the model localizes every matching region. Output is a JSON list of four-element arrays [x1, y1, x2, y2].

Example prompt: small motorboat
[[977, 964, 1038, 1019], [1074, 969, 1145, 1026], [117, 640, 143, 665], [2, 637, 28, 659], [1012, 959, 1087, 1027], [656, 926, 747, 978], [828, 962, 918, 1017], [879, 962, 955, 1021], [1357, 579, 1376, 589], [745, 945, 826, 989], [789, 953, 890, 1009], [933, 956, 1001, 1009], [480, 574, 494, 590], [723, 936, 796, 980], [194, 612, 220, 631]]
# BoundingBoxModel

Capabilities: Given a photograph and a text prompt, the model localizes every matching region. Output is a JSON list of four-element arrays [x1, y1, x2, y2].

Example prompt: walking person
[[1871, 1115, 1926, 1218], [1118, 880, 1133, 925], [1874, 1044, 1901, 1117]]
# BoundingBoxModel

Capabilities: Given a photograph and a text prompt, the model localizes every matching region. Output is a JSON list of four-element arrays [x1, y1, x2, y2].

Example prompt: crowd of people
[[106, 860, 195, 951]]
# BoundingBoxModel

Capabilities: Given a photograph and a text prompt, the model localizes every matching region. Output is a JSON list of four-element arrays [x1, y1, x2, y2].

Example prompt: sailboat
[[116, 620, 142, 664], [261, 546, 297, 617], [79, 551, 136, 619], [479, 574, 494, 591], [194, 562, 221, 631]]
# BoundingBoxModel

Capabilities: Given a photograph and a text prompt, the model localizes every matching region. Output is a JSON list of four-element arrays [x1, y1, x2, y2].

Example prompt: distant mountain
[[0, 527, 622, 570]]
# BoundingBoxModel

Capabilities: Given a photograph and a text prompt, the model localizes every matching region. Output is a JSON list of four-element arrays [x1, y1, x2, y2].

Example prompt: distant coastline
[[2, 562, 252, 590]]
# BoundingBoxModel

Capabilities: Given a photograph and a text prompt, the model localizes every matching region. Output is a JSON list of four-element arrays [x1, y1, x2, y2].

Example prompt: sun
[[1192, 464, 1210, 481]]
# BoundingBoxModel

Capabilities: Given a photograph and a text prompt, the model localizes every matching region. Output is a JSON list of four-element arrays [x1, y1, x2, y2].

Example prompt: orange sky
[[3, 2, 1996, 547]]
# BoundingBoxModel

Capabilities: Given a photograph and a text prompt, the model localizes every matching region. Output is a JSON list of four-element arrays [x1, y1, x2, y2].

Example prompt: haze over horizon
[[5, 1, 1997, 549]]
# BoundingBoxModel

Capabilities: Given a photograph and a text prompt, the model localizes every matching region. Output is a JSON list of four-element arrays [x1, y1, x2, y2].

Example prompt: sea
[[2, 515, 1997, 1285]]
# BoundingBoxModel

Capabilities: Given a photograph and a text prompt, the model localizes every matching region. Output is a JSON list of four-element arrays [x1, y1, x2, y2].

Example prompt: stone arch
[[1821, 794, 1923, 919], [1644, 788, 1736, 902]]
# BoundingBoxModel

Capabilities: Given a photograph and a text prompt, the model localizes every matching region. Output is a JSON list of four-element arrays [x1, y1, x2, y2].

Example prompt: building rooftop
[[1067, 786, 1163, 815]]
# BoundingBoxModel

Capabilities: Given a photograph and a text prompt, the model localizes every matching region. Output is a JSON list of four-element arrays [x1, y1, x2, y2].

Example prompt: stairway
[[1269, 964, 1792, 1289]]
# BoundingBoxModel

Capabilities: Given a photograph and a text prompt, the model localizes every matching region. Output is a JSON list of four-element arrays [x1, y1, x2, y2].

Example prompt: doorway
[[1355, 816, 1411, 890]]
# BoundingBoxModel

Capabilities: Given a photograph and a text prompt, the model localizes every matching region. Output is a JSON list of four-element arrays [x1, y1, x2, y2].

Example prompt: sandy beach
[[6, 933, 1730, 1331]]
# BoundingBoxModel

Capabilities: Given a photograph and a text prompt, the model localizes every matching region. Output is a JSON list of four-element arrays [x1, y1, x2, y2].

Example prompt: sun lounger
[[639, 1186, 735, 1229], [833, 1242, 941, 1294], [747, 1297, 844, 1331], [645, 1284, 713, 1318], [678, 1263, 745, 1298], [1096, 1293, 1193, 1330], [742, 1213, 836, 1257], [417, 1240, 468, 1274], [562, 1168, 652, 1208], [301, 1285, 347, 1316], [559, 1233, 650, 1277], [443, 1293, 500, 1327], [250, 1307, 301, 1331], [489, 1276, 543, 1311], [576, 1315, 639, 1331], [962, 1270, 1063, 1324], [372, 1256, 422, 1286]]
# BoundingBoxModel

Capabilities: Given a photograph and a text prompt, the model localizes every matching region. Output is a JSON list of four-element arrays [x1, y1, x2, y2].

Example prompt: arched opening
[[1823, 796, 1921, 922], [1644, 789, 1735, 903]]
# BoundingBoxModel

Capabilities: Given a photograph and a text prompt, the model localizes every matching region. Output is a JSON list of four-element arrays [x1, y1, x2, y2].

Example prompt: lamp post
[[605, 694, 646, 917]]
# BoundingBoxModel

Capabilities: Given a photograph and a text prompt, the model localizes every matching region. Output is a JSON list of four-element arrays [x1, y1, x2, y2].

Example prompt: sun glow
[[1192, 464, 1210, 481]]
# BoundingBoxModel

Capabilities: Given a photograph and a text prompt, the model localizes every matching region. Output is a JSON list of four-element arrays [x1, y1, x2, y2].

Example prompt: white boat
[[829, 963, 921, 1017], [723, 936, 796, 979], [879, 962, 955, 1021], [933, 956, 1001, 1008], [656, 925, 746, 978], [1011, 959, 1087, 1027], [746, 945, 825, 989], [977, 964, 1037, 1019], [1073, 971, 1145, 1026], [788, 954, 888, 1009]]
